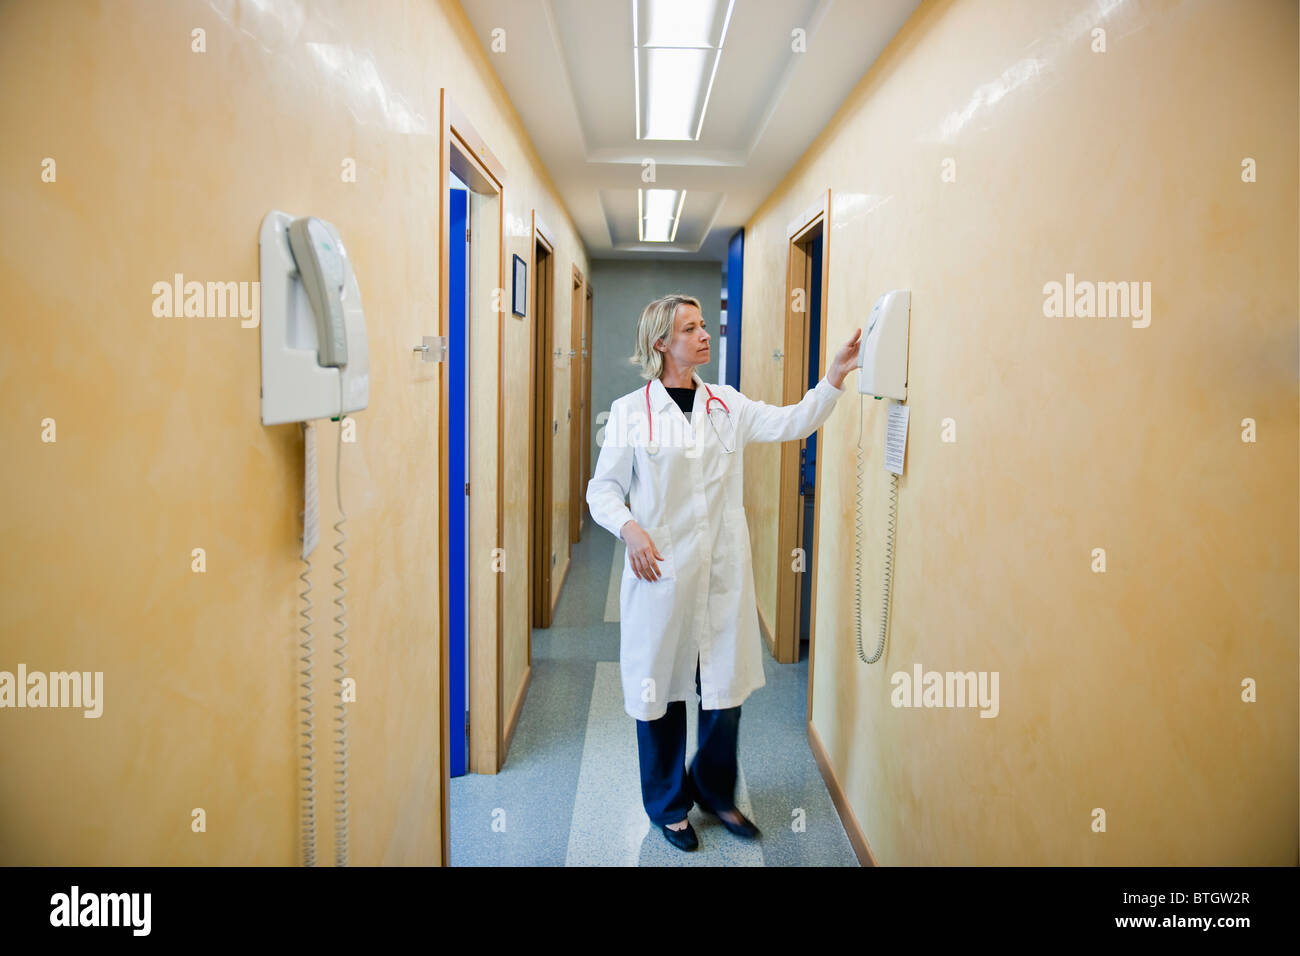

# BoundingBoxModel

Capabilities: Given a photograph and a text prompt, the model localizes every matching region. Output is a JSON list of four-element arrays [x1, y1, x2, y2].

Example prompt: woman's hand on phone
[[621, 521, 664, 582], [827, 327, 862, 389]]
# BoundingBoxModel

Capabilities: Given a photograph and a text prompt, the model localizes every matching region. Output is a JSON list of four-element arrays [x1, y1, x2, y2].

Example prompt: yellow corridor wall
[[0, 0, 587, 864], [741, 0, 1298, 864]]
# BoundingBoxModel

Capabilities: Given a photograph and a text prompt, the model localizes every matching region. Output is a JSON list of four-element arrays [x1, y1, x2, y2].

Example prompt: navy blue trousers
[[635, 657, 741, 827]]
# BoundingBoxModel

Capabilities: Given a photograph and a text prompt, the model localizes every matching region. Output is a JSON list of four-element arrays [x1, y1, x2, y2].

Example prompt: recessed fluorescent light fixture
[[638, 188, 686, 243], [633, 0, 734, 141]]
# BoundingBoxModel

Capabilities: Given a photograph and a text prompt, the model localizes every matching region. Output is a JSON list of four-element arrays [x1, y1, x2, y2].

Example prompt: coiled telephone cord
[[854, 397, 898, 664], [331, 420, 351, 866], [297, 519, 318, 866]]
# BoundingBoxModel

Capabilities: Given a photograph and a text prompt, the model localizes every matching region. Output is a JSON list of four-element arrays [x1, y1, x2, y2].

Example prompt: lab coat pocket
[[624, 523, 676, 582], [620, 523, 679, 671]]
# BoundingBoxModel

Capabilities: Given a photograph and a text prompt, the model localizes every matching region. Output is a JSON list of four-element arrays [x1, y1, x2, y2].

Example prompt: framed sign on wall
[[512, 253, 527, 318]]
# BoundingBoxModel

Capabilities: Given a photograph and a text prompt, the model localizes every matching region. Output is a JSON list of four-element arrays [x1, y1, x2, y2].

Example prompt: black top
[[665, 385, 696, 417]]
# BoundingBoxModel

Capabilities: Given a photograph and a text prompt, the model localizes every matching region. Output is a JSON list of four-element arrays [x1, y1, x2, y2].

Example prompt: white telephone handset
[[288, 216, 349, 368]]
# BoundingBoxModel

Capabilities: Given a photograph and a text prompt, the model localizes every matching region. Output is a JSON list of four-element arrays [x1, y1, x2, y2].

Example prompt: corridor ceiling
[[458, 0, 920, 262]]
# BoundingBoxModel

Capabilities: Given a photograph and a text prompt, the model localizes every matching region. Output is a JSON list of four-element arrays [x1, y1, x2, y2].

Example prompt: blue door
[[802, 233, 823, 495], [725, 229, 744, 390], [449, 186, 469, 777], [798, 232, 822, 651]]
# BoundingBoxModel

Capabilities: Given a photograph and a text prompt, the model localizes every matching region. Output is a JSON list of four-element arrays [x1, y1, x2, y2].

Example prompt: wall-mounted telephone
[[258, 210, 367, 866], [259, 211, 370, 426], [854, 289, 911, 665], [857, 289, 910, 401]]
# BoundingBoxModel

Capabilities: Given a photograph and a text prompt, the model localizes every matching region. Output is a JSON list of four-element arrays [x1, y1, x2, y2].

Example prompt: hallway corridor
[[2, 0, 1295, 893], [449, 526, 857, 866]]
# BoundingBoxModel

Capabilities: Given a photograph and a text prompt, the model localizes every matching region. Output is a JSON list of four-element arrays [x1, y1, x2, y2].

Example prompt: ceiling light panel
[[642, 48, 708, 140], [640, 0, 727, 48], [640, 188, 684, 242], [633, 0, 735, 141], [644, 188, 678, 220]]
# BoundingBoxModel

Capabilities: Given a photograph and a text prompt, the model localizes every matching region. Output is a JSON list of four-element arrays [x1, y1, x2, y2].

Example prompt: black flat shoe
[[660, 820, 699, 851], [694, 799, 760, 839]]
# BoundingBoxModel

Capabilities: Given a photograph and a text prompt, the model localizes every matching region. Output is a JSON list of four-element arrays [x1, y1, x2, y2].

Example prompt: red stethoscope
[[644, 380, 734, 455]]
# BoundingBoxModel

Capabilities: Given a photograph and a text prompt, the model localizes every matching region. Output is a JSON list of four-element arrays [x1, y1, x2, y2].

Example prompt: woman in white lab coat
[[586, 292, 862, 851]]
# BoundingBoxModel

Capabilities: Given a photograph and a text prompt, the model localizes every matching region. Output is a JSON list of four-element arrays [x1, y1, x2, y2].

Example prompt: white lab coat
[[586, 368, 846, 720]]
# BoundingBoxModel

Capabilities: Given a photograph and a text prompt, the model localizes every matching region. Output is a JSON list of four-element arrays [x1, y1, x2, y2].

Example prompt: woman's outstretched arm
[[738, 328, 862, 444]]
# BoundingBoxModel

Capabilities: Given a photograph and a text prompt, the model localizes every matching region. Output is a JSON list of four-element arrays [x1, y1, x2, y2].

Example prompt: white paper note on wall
[[884, 402, 909, 476]]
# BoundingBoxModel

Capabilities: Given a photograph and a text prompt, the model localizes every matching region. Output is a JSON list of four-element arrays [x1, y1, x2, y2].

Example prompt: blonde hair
[[630, 293, 702, 381]]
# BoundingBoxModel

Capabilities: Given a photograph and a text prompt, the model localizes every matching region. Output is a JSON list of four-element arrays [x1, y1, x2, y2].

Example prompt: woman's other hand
[[621, 521, 664, 582], [827, 327, 863, 389]]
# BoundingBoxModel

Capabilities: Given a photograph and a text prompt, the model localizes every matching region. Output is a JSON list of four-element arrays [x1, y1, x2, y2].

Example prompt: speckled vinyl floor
[[448, 523, 860, 866]]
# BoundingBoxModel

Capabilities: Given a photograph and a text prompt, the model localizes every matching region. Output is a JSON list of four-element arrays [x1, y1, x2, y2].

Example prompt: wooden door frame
[[774, 190, 831, 695], [528, 214, 556, 631], [438, 89, 506, 867], [580, 283, 593, 529], [568, 265, 585, 543]]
